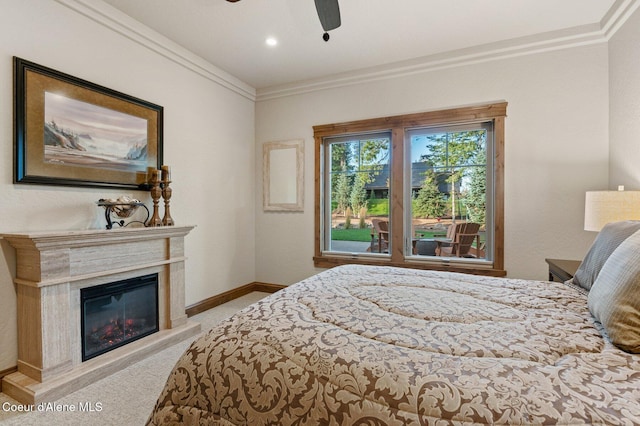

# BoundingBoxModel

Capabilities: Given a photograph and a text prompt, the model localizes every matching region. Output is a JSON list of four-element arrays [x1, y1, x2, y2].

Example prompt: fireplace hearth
[[81, 274, 159, 361]]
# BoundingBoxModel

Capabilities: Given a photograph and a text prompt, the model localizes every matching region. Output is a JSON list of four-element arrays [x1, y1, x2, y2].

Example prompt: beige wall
[[610, 5, 640, 187], [0, 0, 256, 370], [255, 44, 610, 284]]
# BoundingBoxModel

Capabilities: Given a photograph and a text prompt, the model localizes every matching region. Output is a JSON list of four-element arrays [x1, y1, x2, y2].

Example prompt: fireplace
[[1, 226, 200, 404], [81, 274, 159, 361]]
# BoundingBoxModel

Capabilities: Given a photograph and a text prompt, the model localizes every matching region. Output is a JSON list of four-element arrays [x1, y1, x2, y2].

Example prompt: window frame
[[313, 102, 507, 277]]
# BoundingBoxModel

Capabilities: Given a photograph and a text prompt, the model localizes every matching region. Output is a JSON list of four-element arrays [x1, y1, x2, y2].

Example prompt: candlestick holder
[[162, 179, 174, 226], [147, 169, 163, 227]]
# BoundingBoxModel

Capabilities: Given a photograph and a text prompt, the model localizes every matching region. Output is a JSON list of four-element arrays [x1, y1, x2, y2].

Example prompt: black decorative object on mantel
[[97, 196, 149, 230]]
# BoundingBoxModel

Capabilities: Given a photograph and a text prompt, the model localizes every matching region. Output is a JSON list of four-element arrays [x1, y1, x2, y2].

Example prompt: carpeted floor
[[0, 291, 270, 426]]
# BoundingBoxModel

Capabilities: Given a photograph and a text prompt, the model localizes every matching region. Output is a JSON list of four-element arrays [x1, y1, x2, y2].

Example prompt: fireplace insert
[[81, 274, 159, 361]]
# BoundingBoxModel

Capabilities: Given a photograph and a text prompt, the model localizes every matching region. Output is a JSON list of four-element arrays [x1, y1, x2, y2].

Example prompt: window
[[314, 102, 506, 276], [408, 123, 493, 263], [323, 132, 391, 254]]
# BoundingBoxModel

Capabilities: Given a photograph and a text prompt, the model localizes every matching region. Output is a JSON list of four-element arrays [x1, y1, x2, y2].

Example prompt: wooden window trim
[[313, 102, 507, 277]]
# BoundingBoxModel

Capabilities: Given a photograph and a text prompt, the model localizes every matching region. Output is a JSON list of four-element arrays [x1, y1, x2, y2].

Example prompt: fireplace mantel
[[1, 226, 200, 404]]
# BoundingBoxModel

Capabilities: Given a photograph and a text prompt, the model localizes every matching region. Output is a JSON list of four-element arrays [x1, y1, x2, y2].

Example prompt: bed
[[147, 224, 640, 425]]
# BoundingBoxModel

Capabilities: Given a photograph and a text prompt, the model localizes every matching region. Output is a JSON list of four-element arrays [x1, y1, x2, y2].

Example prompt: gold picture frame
[[14, 57, 163, 189]]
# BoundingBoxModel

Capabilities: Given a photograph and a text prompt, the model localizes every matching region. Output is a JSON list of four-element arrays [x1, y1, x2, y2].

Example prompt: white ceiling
[[101, 0, 619, 90]]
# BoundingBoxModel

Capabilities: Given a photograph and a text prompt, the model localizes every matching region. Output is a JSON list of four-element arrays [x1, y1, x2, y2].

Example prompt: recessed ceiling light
[[265, 37, 278, 47]]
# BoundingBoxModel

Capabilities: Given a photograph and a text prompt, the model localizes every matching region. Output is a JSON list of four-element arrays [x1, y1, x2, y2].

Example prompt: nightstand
[[544, 258, 581, 282]]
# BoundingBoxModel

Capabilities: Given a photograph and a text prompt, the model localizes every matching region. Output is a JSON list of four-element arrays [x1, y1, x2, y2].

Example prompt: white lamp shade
[[584, 190, 640, 231]]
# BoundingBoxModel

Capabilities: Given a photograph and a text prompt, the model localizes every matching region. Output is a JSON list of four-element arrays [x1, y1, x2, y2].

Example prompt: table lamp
[[584, 186, 640, 231]]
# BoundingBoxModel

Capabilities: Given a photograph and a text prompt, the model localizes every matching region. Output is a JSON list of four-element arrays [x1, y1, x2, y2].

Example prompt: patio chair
[[370, 219, 390, 253], [434, 222, 481, 257]]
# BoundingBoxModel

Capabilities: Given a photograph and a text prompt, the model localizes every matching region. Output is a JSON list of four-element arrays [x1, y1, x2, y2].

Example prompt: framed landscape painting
[[13, 57, 163, 189]]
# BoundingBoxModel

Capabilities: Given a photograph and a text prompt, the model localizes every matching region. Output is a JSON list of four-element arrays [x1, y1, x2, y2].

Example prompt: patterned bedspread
[[147, 265, 640, 425]]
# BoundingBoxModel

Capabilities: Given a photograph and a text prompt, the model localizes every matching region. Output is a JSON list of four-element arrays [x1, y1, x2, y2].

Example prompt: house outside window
[[313, 102, 507, 277]]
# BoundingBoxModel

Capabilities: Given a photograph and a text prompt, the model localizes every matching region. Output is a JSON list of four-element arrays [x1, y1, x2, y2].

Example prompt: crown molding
[[601, 0, 640, 38], [55, 0, 257, 101], [256, 25, 605, 102], [56, 0, 640, 104], [256, 0, 640, 102]]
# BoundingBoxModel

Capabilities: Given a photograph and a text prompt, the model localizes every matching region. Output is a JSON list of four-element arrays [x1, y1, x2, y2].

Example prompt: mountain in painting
[[44, 121, 86, 151], [126, 142, 147, 161]]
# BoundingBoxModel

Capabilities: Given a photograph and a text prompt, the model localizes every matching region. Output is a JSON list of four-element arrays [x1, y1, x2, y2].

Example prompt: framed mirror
[[263, 139, 304, 212]]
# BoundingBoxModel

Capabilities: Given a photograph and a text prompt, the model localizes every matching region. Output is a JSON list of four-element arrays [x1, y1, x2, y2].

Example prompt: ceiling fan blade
[[314, 0, 341, 31]]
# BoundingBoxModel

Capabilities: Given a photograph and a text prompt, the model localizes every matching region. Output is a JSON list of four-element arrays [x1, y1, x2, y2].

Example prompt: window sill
[[313, 255, 507, 277]]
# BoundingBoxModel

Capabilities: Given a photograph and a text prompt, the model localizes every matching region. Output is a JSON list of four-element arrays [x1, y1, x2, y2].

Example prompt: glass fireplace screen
[[81, 273, 159, 361]]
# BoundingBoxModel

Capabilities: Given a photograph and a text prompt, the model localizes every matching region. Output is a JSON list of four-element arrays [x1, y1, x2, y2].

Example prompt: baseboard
[[185, 281, 286, 317], [0, 366, 18, 393], [252, 282, 288, 293]]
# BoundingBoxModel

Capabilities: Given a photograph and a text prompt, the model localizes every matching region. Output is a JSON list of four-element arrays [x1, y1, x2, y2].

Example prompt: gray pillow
[[573, 221, 640, 291], [588, 229, 640, 353]]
